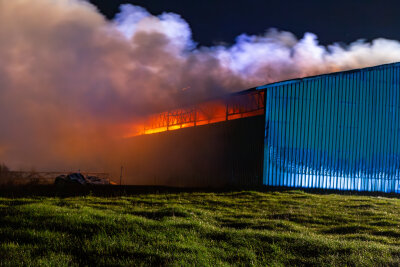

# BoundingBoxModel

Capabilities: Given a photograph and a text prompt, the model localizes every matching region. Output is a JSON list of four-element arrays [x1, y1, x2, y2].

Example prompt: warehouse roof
[[256, 61, 400, 90]]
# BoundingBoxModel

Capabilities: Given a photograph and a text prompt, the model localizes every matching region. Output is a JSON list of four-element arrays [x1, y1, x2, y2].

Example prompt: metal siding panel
[[263, 63, 400, 193]]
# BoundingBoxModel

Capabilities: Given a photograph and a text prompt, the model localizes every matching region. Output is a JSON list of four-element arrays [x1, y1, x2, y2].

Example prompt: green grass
[[2, 191, 400, 266]]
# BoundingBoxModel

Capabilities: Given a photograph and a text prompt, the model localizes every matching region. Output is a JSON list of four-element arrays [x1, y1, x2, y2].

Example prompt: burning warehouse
[[123, 62, 400, 193]]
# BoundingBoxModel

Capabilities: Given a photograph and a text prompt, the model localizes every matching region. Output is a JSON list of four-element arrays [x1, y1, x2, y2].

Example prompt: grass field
[[1, 190, 400, 266]]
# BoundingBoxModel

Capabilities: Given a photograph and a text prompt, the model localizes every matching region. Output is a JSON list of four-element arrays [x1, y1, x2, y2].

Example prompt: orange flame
[[125, 90, 265, 137]]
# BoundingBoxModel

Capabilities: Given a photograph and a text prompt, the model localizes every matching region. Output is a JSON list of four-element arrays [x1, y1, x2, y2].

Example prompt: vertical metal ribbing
[[286, 83, 291, 187], [321, 77, 327, 189], [355, 71, 360, 190], [340, 74, 347, 190], [377, 69, 383, 191], [278, 86, 282, 186], [371, 69, 378, 191], [284, 84, 290, 187], [293, 83, 298, 187], [353, 72, 358, 189], [288, 84, 296, 186], [307, 79, 312, 188], [393, 67, 399, 190], [340, 74, 349, 190], [298, 81, 304, 188], [298, 81, 305, 187], [326, 76, 333, 189], [383, 68, 388, 191], [306, 79, 311, 188], [387, 67, 392, 191], [331, 75, 337, 189], [366, 70, 373, 191], [320, 77, 325, 189], [326, 76, 332, 189], [335, 74, 341, 190], [381, 68, 386, 191], [348, 72, 353, 189], [267, 88, 273, 186], [386, 67, 392, 191], [358, 70, 364, 191], [340, 74, 346, 191], [381, 68, 387, 192], [354, 72, 365, 191], [362, 70, 367, 191], [341, 73, 347, 191], [383, 68, 390, 192], [384, 68, 393, 192], [282, 84, 287, 187], [330, 76, 337, 189], [365, 70, 370, 191], [283, 84, 288, 187], [316, 78, 321, 189], [360, 70, 366, 191], [309, 79, 315, 189], [389, 67, 394, 191], [310, 79, 317, 188], [376, 70, 385, 191], [281, 85, 286, 187], [299, 82, 304, 188], [376, 69, 382, 192], [331, 76, 339, 189], [394, 67, 397, 189], [273, 87, 278, 186], [318, 79, 325, 188], [351, 73, 357, 190], [344, 73, 350, 190], [299, 81, 304, 186], [269, 89, 274, 186], [350, 72, 355, 190], [388, 67, 393, 191], [363, 70, 369, 191], [378, 68, 383, 191], [320, 76, 325, 189], [261, 64, 400, 192], [263, 88, 269, 186], [349, 73, 355, 190], [396, 67, 399, 189], [276, 86, 281, 187], [316, 78, 322, 189], [367, 70, 373, 191], [280, 85, 284, 187], [292, 83, 297, 187], [271, 87, 276, 186], [306, 80, 313, 188], [396, 67, 400, 190]]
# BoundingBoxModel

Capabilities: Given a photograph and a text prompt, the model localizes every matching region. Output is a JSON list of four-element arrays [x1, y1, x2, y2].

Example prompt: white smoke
[[1, 0, 400, 170]]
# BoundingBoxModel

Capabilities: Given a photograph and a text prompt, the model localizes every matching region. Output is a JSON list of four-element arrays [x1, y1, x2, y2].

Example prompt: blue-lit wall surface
[[258, 63, 400, 193]]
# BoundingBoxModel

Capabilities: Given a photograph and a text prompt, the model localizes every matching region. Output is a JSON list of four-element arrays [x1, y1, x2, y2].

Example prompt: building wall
[[123, 115, 265, 187], [262, 63, 400, 193]]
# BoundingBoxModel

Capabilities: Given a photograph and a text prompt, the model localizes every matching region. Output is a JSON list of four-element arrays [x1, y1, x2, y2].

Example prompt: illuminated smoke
[[1, 0, 400, 171]]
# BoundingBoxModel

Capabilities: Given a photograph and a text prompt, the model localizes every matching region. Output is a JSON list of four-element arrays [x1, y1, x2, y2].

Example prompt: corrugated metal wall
[[123, 115, 265, 187], [261, 63, 400, 193]]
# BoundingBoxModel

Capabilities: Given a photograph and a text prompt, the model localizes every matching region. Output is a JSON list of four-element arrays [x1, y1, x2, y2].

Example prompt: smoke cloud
[[1, 0, 400, 172]]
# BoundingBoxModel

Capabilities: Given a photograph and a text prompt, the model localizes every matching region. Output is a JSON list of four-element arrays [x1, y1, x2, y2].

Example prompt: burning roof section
[[131, 89, 265, 136]]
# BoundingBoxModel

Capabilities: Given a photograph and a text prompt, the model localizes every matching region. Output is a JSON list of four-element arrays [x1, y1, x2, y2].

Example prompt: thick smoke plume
[[1, 0, 400, 172]]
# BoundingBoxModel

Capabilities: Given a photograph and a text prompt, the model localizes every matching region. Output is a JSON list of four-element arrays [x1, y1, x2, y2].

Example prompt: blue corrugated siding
[[262, 63, 400, 193]]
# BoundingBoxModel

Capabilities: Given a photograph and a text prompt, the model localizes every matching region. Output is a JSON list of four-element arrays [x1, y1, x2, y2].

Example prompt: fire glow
[[127, 90, 265, 137]]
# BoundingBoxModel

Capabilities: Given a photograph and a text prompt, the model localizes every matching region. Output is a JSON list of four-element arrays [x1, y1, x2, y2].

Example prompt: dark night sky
[[89, 0, 400, 46]]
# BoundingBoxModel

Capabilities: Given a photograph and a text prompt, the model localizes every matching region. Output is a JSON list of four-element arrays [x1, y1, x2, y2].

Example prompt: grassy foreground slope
[[1, 191, 400, 266]]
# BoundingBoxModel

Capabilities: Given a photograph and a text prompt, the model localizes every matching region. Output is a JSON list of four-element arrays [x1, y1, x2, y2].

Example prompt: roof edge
[[256, 61, 400, 90]]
